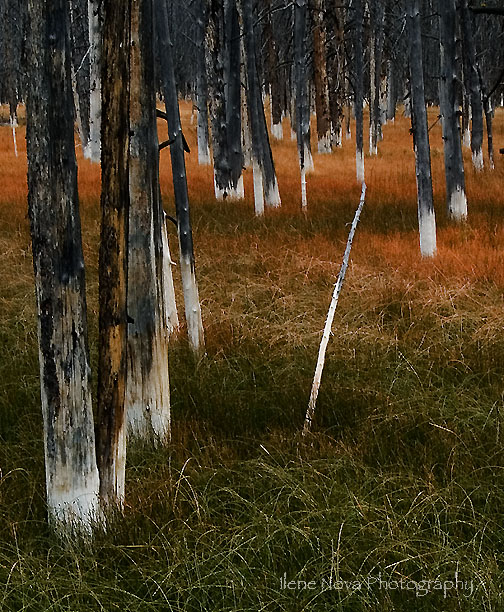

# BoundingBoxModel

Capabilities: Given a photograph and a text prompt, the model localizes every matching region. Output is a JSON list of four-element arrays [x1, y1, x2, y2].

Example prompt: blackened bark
[[26, 0, 99, 528], [225, 0, 244, 192], [195, 0, 211, 164], [156, 0, 205, 356], [406, 0, 437, 257], [240, 0, 281, 208], [312, 0, 331, 153], [438, 0, 467, 220], [294, 0, 313, 171], [354, 0, 365, 181], [96, 0, 131, 506], [461, 0, 484, 169]]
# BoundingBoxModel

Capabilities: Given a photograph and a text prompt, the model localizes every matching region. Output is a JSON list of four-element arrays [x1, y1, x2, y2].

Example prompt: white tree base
[[418, 207, 437, 258], [271, 122, 283, 140], [472, 148, 484, 171], [448, 186, 468, 221], [317, 134, 332, 154], [356, 150, 365, 183], [265, 176, 281, 208], [253, 159, 265, 216]]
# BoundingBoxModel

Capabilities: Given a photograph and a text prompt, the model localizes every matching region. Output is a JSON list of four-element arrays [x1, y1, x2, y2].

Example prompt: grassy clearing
[[0, 104, 503, 609]]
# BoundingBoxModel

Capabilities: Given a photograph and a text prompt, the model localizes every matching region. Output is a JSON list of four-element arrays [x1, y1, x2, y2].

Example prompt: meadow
[[0, 102, 503, 610]]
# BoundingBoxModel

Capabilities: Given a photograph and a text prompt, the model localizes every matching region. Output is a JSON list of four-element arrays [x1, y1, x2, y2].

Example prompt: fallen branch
[[303, 182, 367, 435]]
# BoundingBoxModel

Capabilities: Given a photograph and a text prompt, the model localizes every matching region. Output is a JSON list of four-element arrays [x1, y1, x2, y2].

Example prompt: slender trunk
[[294, 0, 313, 207], [460, 0, 484, 170], [157, 0, 205, 357], [312, 0, 331, 153], [386, 59, 396, 122], [264, 0, 283, 140], [438, 0, 467, 220], [26, 0, 100, 530], [69, 0, 90, 153], [96, 0, 131, 507], [240, 0, 281, 209], [406, 0, 437, 258], [327, 1, 345, 148], [370, 0, 384, 153], [354, 0, 365, 181], [85, 0, 101, 162], [224, 0, 244, 198], [127, 0, 171, 444], [196, 0, 211, 165]]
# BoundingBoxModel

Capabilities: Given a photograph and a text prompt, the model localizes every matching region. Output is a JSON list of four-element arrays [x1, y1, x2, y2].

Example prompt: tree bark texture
[[26, 0, 100, 530], [461, 0, 484, 170], [85, 0, 101, 162], [240, 0, 281, 209], [157, 0, 206, 357], [96, 0, 131, 507], [353, 0, 365, 181], [312, 0, 331, 153], [438, 0, 467, 220], [195, 0, 211, 165], [406, 0, 437, 257], [127, 0, 171, 443]]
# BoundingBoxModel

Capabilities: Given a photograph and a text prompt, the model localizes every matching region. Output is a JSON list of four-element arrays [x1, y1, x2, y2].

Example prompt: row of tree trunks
[[26, 0, 100, 529]]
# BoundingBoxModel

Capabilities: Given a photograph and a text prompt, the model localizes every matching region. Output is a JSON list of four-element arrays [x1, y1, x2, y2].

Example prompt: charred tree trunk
[[126, 0, 172, 443], [157, 0, 206, 356], [312, 0, 331, 153], [96, 0, 131, 507], [264, 0, 283, 140], [461, 0, 484, 170], [406, 0, 437, 257], [240, 0, 281, 210], [438, 0, 467, 220], [354, 0, 365, 182], [294, 0, 313, 208], [26, 0, 100, 530], [369, 0, 384, 155], [196, 0, 211, 165], [224, 0, 244, 198], [326, 1, 345, 148], [69, 0, 90, 153]]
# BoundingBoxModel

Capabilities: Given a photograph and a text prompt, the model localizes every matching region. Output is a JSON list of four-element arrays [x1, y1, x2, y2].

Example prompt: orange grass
[[1, 101, 504, 352]]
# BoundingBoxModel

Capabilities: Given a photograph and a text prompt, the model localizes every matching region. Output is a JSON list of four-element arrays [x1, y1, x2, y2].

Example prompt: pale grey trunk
[[386, 59, 396, 122], [407, 0, 437, 257], [26, 0, 100, 531], [85, 0, 101, 162], [438, 0, 467, 220], [127, 0, 171, 445], [157, 0, 205, 356]]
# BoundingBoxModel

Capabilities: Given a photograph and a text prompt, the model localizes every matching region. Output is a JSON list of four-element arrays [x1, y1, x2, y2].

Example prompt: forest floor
[[0, 102, 504, 610]]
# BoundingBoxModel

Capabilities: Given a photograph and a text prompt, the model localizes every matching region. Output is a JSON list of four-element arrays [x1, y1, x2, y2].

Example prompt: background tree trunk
[[438, 0, 467, 220], [354, 0, 365, 182], [406, 0, 437, 257], [26, 0, 100, 530], [157, 0, 206, 357], [85, 0, 101, 162], [312, 0, 331, 153]]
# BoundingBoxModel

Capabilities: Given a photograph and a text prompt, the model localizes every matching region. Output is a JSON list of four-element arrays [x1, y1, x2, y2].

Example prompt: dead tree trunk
[[354, 0, 365, 181], [438, 0, 467, 220], [157, 0, 206, 357], [460, 0, 484, 170], [26, 0, 100, 530], [85, 0, 101, 162], [406, 0, 437, 257], [294, 0, 313, 208], [195, 0, 211, 165], [126, 0, 172, 443], [312, 0, 331, 153], [96, 0, 131, 508], [240, 0, 281, 211]]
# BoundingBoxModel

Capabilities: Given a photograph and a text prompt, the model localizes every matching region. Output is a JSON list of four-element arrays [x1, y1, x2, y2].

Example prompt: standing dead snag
[[303, 183, 366, 435], [407, 0, 437, 258], [126, 0, 172, 444], [26, 0, 100, 530], [156, 0, 206, 358], [96, 0, 131, 508]]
